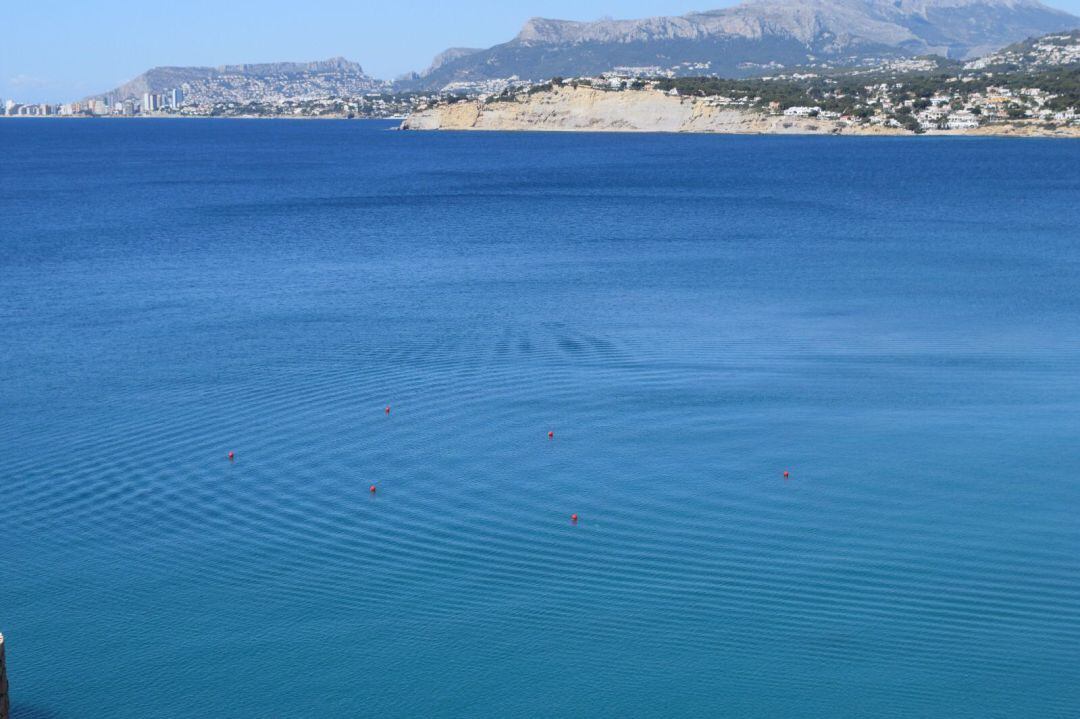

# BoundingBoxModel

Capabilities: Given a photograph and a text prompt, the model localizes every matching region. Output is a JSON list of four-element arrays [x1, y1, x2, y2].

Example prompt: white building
[[783, 106, 821, 116], [946, 112, 979, 130]]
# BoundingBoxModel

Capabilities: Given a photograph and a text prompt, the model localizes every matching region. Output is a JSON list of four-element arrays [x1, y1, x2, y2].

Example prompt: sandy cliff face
[[401, 85, 895, 135], [401, 85, 1080, 137]]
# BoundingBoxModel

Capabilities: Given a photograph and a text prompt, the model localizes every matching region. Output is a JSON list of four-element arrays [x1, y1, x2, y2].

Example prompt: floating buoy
[[571, 513, 578, 523], [548, 431, 554, 439], [369, 485, 377, 493], [783, 471, 790, 479], [227, 451, 235, 461], [385, 405, 391, 415]]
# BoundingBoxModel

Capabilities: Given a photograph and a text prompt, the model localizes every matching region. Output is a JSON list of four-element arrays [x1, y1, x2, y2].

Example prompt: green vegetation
[[651, 66, 1080, 124]]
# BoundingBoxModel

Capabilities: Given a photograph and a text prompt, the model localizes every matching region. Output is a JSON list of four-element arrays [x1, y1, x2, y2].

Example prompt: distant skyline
[[3, 0, 1080, 103]]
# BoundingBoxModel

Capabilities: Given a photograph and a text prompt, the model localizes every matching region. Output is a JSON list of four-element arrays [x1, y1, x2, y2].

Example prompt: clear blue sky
[[2, 0, 1079, 103]]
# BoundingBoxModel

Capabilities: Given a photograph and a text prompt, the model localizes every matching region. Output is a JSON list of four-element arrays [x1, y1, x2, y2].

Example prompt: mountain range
[[407, 0, 1080, 88], [91, 0, 1080, 101]]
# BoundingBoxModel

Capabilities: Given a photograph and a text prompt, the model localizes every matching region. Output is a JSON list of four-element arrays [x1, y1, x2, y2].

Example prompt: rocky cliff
[[400, 84, 1080, 137], [401, 85, 900, 134]]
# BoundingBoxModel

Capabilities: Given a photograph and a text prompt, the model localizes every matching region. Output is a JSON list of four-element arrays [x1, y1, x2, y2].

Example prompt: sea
[[1, 119, 1079, 718]]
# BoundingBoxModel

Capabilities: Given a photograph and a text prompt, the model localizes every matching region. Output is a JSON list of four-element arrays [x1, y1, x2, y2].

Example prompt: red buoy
[[227, 451, 235, 461], [369, 485, 377, 493], [385, 405, 391, 415], [783, 471, 790, 479], [548, 431, 554, 439], [571, 513, 578, 523]]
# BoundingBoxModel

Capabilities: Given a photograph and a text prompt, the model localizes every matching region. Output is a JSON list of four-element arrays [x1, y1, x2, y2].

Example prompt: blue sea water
[[1, 119, 1079, 718]]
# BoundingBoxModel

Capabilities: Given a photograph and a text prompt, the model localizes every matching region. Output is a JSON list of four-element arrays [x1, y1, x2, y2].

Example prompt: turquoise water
[[2, 120, 1079, 717]]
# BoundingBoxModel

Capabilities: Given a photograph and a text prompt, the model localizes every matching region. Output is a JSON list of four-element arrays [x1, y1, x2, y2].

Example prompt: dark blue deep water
[[2, 120, 1079, 718]]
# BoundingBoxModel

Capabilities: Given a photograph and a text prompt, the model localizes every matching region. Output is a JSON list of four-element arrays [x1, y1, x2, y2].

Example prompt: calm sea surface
[[1, 120, 1079, 718]]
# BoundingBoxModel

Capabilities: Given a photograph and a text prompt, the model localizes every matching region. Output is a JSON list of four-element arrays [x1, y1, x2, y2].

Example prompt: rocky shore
[[401, 85, 1080, 137]]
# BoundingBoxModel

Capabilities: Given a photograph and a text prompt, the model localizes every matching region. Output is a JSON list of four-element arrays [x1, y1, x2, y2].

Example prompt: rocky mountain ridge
[[408, 0, 1079, 89]]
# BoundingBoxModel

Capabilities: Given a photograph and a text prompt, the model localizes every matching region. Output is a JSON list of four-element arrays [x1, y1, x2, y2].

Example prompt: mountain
[[91, 57, 384, 103], [406, 0, 1080, 90], [423, 48, 485, 77]]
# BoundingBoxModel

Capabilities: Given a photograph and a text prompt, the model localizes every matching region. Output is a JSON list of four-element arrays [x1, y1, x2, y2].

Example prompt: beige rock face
[[402, 86, 892, 135], [401, 85, 1080, 138]]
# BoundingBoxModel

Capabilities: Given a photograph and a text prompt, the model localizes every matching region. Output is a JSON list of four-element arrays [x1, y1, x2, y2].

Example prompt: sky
[[2, 0, 1080, 103]]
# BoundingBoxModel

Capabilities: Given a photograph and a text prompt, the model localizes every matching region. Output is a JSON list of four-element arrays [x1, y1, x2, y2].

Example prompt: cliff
[[401, 85, 901, 134], [400, 85, 1080, 136]]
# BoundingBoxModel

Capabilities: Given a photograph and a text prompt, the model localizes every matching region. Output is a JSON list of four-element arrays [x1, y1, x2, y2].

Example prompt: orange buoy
[[369, 485, 377, 493], [227, 451, 235, 461], [548, 431, 554, 439], [571, 513, 578, 523], [783, 471, 790, 479]]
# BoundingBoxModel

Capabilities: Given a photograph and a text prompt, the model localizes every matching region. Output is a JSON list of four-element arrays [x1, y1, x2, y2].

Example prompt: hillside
[[965, 27, 1080, 68], [406, 0, 1080, 90], [91, 57, 385, 104]]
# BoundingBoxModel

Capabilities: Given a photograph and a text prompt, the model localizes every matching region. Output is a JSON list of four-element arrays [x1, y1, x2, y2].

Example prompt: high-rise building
[[170, 88, 184, 109], [3, 99, 13, 116], [142, 92, 153, 114]]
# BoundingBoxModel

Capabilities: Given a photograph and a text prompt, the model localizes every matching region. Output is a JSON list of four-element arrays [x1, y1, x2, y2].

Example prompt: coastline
[[400, 85, 1080, 138], [0, 115, 406, 121]]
